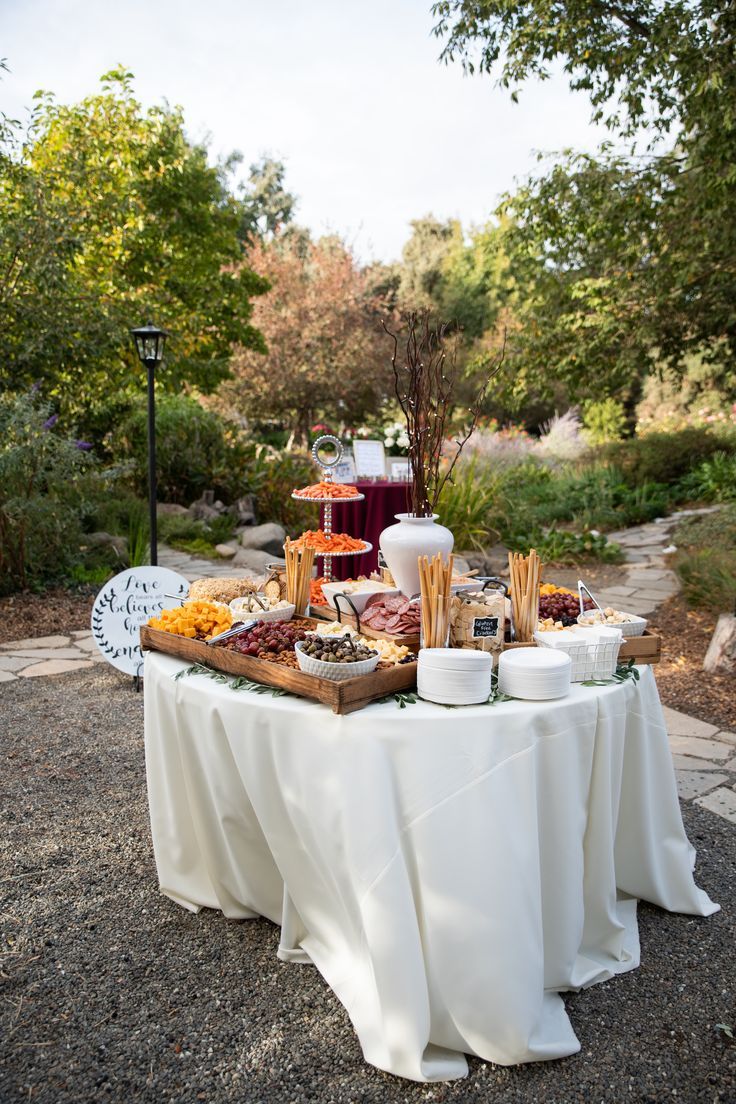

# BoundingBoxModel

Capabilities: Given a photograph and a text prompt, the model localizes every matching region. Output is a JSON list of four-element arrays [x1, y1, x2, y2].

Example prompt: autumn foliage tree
[[217, 235, 396, 443]]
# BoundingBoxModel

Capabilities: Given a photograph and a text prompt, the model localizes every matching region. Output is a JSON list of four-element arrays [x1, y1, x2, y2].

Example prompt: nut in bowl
[[295, 634, 380, 680], [577, 607, 648, 637]]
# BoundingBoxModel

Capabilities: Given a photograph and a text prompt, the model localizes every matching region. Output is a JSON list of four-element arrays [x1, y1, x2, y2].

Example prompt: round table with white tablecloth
[[143, 652, 718, 1083]]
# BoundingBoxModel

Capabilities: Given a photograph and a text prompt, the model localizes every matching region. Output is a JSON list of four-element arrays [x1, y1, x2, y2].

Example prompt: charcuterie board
[[140, 622, 418, 714]]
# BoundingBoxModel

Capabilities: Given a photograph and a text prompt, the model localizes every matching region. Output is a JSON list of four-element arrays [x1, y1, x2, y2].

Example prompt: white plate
[[498, 648, 571, 699], [417, 683, 492, 706], [418, 648, 493, 672], [499, 649, 571, 671]]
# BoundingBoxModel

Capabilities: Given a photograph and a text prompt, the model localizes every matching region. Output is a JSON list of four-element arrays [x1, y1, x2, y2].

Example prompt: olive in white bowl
[[295, 634, 380, 680]]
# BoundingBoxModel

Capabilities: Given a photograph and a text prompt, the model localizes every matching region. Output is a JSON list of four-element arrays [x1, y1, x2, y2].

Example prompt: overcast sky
[[1, 0, 609, 262]]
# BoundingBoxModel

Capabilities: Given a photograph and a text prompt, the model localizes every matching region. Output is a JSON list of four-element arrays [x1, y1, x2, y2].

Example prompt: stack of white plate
[[497, 647, 571, 701], [417, 648, 492, 706]]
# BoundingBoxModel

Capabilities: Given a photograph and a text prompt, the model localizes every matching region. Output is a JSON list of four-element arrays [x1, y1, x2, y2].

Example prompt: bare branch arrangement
[[382, 310, 506, 517]]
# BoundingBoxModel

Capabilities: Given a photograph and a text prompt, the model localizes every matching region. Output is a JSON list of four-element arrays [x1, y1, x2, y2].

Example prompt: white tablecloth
[[144, 653, 718, 1082]]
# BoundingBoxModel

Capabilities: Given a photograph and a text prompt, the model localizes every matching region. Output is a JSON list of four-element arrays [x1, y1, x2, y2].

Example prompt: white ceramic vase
[[379, 513, 454, 597]]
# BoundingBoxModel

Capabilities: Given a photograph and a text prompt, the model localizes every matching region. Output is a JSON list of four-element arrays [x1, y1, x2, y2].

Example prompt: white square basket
[[534, 631, 622, 682]]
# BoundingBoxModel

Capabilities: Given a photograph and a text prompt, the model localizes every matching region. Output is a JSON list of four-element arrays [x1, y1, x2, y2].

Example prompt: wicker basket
[[534, 630, 622, 681]]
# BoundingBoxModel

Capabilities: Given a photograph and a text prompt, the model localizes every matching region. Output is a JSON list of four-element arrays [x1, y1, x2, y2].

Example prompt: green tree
[[398, 216, 461, 309], [0, 389, 92, 593], [432, 2, 736, 392], [397, 216, 510, 340], [240, 155, 297, 240], [440, 218, 511, 340], [0, 68, 268, 440]]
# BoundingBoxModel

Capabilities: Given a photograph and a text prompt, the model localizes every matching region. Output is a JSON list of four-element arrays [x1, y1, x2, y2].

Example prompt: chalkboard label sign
[[472, 615, 500, 639], [91, 567, 189, 676]]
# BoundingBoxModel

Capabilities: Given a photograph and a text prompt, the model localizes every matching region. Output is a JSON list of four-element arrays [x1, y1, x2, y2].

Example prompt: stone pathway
[[157, 543, 255, 583], [1, 507, 733, 828], [662, 705, 736, 824], [591, 506, 719, 616], [0, 631, 104, 680]]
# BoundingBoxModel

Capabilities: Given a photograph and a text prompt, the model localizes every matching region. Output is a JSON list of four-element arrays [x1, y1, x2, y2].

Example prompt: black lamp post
[[130, 321, 169, 566]]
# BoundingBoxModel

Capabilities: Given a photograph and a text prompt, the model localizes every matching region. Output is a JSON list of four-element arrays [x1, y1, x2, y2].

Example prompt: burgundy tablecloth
[[320, 481, 410, 580]]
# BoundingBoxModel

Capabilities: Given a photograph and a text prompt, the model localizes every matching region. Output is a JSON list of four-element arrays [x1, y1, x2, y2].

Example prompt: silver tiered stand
[[291, 434, 372, 584]]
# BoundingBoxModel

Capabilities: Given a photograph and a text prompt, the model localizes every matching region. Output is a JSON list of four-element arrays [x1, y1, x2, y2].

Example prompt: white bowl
[[229, 597, 296, 623], [320, 580, 400, 615], [577, 611, 647, 637], [295, 640, 380, 680]]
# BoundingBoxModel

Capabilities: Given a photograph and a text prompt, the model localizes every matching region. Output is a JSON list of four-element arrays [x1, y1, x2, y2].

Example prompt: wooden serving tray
[[140, 623, 417, 714], [309, 603, 420, 648], [503, 630, 661, 665]]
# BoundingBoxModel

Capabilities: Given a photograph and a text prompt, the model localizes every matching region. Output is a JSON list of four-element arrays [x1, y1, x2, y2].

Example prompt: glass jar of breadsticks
[[284, 540, 316, 616], [418, 552, 455, 649], [507, 549, 543, 642]]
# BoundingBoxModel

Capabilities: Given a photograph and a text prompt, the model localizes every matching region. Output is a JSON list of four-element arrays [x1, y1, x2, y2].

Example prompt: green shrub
[[680, 452, 736, 503], [66, 561, 118, 588], [675, 550, 736, 612], [601, 428, 733, 485], [245, 445, 319, 535], [674, 506, 736, 552], [126, 500, 151, 567], [436, 461, 501, 550], [491, 461, 672, 535], [505, 525, 623, 565], [157, 512, 236, 557], [110, 394, 251, 504], [79, 485, 141, 537], [582, 399, 627, 444], [672, 506, 736, 611], [0, 390, 93, 594]]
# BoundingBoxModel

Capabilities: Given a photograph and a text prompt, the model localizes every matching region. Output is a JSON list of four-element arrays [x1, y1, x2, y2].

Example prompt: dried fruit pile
[[293, 481, 360, 500], [292, 530, 367, 554], [309, 577, 328, 606]]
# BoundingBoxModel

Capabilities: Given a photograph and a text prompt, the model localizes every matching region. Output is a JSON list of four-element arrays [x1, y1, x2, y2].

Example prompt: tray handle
[[332, 591, 362, 634], [481, 576, 509, 597]]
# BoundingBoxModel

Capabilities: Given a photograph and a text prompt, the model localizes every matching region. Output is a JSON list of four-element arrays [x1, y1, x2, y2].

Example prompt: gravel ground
[[0, 588, 96, 645], [650, 597, 736, 732], [1, 666, 734, 1104]]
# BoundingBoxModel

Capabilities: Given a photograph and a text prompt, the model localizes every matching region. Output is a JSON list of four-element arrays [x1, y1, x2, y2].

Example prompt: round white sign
[[91, 567, 189, 676]]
